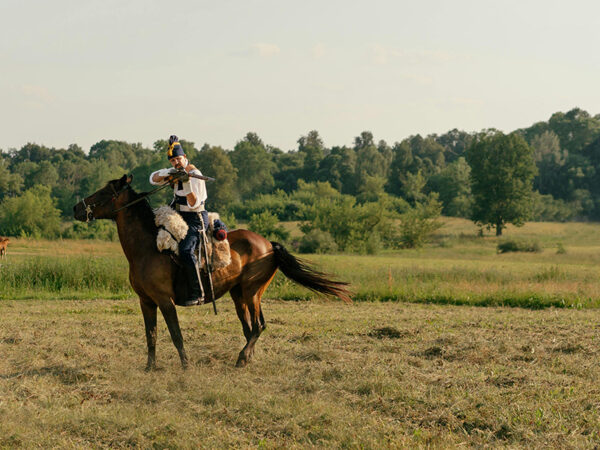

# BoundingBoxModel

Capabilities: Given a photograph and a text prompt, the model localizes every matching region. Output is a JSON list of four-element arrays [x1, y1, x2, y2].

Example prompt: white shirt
[[149, 166, 207, 212]]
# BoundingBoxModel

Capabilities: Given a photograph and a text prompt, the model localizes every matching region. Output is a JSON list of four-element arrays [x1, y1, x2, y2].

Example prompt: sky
[[1, 0, 600, 153]]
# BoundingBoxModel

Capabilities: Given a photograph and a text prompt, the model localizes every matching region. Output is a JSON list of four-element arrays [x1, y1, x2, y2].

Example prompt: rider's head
[[167, 139, 187, 169]]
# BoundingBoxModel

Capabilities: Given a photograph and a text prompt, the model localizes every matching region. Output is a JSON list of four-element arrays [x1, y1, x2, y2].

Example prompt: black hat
[[167, 141, 185, 159]]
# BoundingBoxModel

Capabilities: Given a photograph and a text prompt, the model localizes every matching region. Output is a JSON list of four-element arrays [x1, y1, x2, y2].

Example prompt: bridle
[[81, 181, 172, 222], [81, 183, 131, 223]]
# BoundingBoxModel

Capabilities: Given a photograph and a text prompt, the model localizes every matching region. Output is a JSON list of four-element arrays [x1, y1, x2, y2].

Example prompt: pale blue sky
[[1, 0, 599, 152]]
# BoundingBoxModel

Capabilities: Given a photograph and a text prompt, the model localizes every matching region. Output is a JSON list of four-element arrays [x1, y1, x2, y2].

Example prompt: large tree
[[196, 144, 238, 211], [466, 132, 537, 236], [230, 132, 275, 200]]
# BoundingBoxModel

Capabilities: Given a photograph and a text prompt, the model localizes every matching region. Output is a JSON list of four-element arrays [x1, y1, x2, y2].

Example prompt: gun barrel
[[188, 173, 215, 182]]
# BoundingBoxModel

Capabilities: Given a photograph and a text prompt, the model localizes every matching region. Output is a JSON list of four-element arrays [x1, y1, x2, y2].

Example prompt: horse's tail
[[271, 242, 352, 303]]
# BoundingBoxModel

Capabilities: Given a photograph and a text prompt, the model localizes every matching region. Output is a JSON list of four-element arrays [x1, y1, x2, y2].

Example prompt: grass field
[[2, 218, 600, 307], [1, 299, 599, 447], [1, 219, 600, 446]]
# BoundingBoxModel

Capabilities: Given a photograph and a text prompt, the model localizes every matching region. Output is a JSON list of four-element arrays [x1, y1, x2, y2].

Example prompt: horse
[[73, 175, 351, 370], [0, 237, 9, 259]]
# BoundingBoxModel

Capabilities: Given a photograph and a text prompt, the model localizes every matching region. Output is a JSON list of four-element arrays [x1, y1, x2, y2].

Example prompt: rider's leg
[[178, 216, 203, 306]]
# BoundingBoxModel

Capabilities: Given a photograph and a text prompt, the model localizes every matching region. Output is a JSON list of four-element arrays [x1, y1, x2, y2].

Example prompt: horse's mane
[[127, 189, 159, 234]]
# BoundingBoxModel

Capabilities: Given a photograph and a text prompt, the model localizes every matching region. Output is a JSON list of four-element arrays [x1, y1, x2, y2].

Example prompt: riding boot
[[180, 263, 204, 306]]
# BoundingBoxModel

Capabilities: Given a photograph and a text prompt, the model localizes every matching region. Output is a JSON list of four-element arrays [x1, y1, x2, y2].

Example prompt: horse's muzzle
[[73, 201, 90, 222]]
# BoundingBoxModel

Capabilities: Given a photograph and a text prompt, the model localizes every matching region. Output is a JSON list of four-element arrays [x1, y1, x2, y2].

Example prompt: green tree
[[427, 157, 472, 217], [434, 129, 475, 163], [394, 193, 443, 249], [273, 150, 304, 192], [0, 158, 24, 199], [0, 185, 62, 238], [196, 144, 238, 211], [230, 133, 275, 200], [357, 175, 387, 203], [466, 132, 537, 236], [530, 130, 567, 195], [354, 133, 390, 191], [548, 108, 600, 154], [298, 130, 324, 182]]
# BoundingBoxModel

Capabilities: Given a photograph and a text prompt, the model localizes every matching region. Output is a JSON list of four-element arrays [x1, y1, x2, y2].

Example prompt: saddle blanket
[[153, 206, 231, 270]]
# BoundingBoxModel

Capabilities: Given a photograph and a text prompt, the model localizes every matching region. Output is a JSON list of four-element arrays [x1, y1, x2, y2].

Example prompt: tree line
[[1, 107, 599, 248]]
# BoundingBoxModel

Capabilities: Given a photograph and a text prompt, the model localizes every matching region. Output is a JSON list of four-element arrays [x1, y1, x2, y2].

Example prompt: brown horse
[[0, 237, 9, 259], [73, 175, 350, 370]]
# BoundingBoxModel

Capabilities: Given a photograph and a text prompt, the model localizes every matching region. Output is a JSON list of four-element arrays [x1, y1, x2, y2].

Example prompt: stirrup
[[178, 297, 202, 307]]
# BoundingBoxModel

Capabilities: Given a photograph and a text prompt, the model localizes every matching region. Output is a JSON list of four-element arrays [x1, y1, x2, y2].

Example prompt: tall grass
[[0, 256, 132, 299], [2, 218, 600, 308]]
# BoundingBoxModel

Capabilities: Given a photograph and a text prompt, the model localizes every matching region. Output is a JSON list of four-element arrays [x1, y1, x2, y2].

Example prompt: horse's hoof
[[144, 365, 156, 372], [235, 357, 248, 368]]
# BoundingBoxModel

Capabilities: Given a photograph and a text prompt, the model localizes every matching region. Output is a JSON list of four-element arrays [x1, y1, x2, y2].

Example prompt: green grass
[[1, 220, 600, 446], [2, 219, 600, 308]]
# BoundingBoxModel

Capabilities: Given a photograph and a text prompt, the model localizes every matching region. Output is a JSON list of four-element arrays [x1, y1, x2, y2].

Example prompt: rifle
[[168, 168, 215, 183]]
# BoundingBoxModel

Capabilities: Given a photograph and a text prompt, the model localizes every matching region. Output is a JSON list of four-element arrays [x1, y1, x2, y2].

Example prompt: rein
[[82, 182, 171, 222], [113, 183, 171, 213]]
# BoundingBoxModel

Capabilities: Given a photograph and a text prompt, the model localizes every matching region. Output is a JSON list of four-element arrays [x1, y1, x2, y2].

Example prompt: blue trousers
[[178, 211, 209, 266]]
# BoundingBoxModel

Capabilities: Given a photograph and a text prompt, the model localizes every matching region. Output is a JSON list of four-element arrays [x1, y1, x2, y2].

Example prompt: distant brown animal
[[0, 237, 9, 259], [73, 175, 351, 370]]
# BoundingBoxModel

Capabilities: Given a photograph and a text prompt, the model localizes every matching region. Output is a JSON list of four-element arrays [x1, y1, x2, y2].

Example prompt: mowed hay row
[[0, 299, 599, 447]]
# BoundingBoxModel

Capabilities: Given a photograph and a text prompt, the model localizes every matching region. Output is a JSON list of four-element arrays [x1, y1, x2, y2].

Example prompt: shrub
[[218, 211, 237, 229], [298, 229, 338, 254], [530, 192, 582, 222], [300, 196, 393, 254], [62, 221, 119, 241], [248, 211, 290, 242], [394, 194, 443, 249], [497, 239, 542, 253], [0, 185, 62, 238]]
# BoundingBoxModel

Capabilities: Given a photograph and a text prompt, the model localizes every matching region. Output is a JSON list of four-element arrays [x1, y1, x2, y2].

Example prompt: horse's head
[[73, 174, 133, 222]]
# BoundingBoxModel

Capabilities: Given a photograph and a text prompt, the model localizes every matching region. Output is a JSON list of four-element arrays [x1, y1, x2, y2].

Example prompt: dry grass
[[1, 299, 599, 447]]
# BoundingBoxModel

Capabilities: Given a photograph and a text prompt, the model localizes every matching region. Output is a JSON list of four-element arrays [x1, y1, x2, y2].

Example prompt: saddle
[[153, 206, 232, 271]]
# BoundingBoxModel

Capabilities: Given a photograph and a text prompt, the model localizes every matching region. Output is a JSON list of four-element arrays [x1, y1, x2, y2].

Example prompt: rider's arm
[[149, 169, 171, 185], [184, 167, 207, 208]]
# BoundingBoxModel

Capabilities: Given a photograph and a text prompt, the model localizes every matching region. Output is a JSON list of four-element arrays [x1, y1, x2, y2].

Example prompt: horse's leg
[[231, 290, 254, 367], [140, 298, 158, 371], [231, 276, 272, 367], [158, 301, 189, 369]]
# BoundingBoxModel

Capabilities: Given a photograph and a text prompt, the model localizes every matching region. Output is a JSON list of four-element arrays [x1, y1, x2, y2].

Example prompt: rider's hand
[[169, 168, 189, 182]]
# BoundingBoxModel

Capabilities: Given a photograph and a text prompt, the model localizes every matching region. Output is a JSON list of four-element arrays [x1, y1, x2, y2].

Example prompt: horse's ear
[[119, 174, 133, 185]]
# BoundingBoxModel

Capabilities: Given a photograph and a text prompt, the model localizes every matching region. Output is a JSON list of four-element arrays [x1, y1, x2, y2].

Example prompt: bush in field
[[218, 211, 237, 229], [301, 195, 393, 254], [393, 193, 443, 249], [530, 192, 582, 222], [228, 181, 343, 222], [497, 239, 542, 253], [0, 185, 62, 238], [298, 229, 338, 254], [228, 191, 290, 221], [248, 211, 290, 242], [62, 221, 119, 241]]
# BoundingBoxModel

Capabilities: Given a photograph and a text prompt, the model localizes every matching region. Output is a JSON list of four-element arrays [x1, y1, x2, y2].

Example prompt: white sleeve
[[149, 168, 171, 186], [186, 169, 207, 208]]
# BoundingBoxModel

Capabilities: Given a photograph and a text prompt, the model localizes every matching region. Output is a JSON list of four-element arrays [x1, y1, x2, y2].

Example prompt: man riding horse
[[149, 135, 208, 306]]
